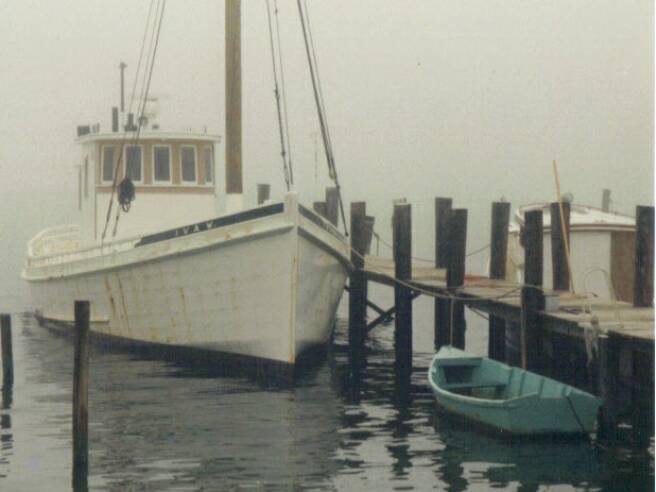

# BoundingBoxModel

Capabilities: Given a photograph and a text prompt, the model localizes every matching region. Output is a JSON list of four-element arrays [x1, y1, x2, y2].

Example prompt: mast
[[225, 0, 243, 211]]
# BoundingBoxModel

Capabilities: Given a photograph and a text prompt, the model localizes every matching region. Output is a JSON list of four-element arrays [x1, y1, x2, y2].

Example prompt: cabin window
[[181, 146, 196, 182], [203, 147, 214, 184], [125, 145, 142, 182], [102, 146, 115, 183], [153, 145, 171, 182]]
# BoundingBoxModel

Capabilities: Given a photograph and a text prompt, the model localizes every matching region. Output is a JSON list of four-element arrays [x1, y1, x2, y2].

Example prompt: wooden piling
[[73, 301, 90, 477], [446, 209, 467, 349], [633, 206, 654, 307], [393, 203, 412, 378], [313, 201, 327, 218], [1, 315, 13, 390], [349, 202, 368, 362], [256, 183, 270, 205], [434, 197, 452, 350], [550, 201, 571, 291], [597, 334, 620, 438], [521, 210, 545, 371], [601, 189, 611, 212], [488, 202, 510, 361], [325, 187, 339, 227]]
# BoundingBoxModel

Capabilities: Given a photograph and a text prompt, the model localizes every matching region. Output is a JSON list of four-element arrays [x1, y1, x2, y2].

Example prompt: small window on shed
[[125, 145, 142, 182], [181, 146, 196, 182], [102, 146, 115, 183], [153, 146, 171, 182], [203, 147, 214, 184]]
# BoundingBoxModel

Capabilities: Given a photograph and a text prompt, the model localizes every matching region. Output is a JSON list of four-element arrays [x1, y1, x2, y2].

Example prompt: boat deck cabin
[[75, 131, 221, 245]]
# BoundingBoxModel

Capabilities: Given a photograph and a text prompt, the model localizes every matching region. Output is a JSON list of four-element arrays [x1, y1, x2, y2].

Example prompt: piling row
[[347, 195, 654, 435]]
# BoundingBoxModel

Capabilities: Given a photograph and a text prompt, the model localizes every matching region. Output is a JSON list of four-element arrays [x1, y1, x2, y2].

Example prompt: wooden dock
[[362, 254, 654, 345], [336, 196, 654, 436]]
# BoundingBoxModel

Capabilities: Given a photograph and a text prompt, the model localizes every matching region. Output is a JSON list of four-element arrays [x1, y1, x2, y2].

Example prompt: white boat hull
[[24, 194, 350, 365]]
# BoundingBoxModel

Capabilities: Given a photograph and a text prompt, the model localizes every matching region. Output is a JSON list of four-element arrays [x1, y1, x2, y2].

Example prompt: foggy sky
[[0, 0, 653, 305]]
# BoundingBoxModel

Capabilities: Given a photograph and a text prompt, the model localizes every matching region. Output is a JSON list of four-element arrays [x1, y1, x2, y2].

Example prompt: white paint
[[225, 193, 244, 214], [24, 195, 350, 365], [507, 203, 635, 299]]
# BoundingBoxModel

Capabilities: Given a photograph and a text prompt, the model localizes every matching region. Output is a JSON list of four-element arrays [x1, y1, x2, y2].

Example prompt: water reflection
[[0, 314, 652, 490]]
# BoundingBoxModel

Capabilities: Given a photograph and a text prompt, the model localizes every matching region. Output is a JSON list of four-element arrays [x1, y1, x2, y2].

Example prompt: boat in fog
[[22, 1, 350, 368]]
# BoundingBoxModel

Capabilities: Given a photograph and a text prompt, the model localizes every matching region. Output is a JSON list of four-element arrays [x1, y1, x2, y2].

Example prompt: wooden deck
[[363, 255, 654, 346]]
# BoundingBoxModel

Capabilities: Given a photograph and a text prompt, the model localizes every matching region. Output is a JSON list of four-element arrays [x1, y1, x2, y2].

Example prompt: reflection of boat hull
[[24, 195, 349, 365], [428, 347, 602, 435]]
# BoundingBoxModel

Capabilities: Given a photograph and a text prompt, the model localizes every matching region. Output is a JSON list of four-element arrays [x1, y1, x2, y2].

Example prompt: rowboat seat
[[441, 381, 506, 390]]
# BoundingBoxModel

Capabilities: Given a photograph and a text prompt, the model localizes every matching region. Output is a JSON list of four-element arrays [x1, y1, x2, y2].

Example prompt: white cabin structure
[[76, 130, 221, 244]]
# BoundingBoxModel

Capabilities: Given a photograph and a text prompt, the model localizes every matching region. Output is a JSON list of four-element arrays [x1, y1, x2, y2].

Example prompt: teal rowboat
[[428, 346, 602, 436]]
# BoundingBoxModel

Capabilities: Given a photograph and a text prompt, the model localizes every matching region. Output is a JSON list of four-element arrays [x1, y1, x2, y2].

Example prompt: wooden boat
[[22, 1, 350, 368], [428, 346, 602, 436]]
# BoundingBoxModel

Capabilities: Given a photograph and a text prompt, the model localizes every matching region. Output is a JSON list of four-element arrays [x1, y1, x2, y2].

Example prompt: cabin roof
[[76, 131, 221, 145]]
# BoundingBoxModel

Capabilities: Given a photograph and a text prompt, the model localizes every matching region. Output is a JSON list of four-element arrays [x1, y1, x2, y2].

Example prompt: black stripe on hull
[[136, 203, 285, 247]]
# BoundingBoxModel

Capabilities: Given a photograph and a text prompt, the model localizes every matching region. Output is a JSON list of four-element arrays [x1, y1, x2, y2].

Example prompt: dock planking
[[361, 254, 654, 345]]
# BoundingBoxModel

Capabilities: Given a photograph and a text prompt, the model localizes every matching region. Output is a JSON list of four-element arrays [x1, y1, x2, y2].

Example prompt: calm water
[[0, 311, 653, 491]]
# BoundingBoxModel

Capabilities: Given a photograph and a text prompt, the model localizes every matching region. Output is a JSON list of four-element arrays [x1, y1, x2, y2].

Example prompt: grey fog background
[[0, 0, 653, 311]]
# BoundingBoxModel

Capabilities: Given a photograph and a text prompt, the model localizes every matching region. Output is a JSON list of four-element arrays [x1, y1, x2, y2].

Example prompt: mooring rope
[[347, 245, 527, 302]]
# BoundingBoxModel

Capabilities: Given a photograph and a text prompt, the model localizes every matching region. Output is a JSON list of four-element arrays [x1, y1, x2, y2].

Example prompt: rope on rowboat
[[565, 393, 590, 437]]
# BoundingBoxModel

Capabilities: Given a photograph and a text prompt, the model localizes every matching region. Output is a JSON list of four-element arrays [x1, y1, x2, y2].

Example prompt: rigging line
[[273, 0, 294, 186], [302, 0, 334, 173], [112, 0, 167, 237], [265, 0, 291, 191], [101, 0, 158, 243], [133, 0, 162, 141], [296, 0, 348, 235]]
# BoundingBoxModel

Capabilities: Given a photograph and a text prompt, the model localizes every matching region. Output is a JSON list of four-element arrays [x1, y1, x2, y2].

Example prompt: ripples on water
[[0, 314, 653, 491]]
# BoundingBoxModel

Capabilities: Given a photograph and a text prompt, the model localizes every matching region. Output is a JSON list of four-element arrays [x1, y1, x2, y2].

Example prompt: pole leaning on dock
[[521, 210, 545, 371], [488, 202, 510, 361], [349, 202, 368, 364], [393, 203, 412, 379], [446, 209, 468, 349], [550, 201, 571, 292], [1, 315, 13, 390], [434, 197, 452, 350], [73, 300, 90, 482]]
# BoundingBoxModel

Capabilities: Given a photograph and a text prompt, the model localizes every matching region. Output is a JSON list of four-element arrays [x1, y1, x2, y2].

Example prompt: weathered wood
[[349, 202, 367, 361], [225, 0, 243, 194], [256, 183, 270, 205], [446, 209, 467, 349], [633, 206, 654, 307], [550, 201, 571, 291], [435, 198, 453, 269], [601, 189, 611, 212], [489, 202, 510, 361], [521, 210, 545, 371], [363, 216, 375, 254], [73, 301, 90, 477], [313, 201, 327, 218], [393, 203, 412, 378], [490, 202, 511, 280], [597, 334, 620, 437], [325, 187, 339, 227], [434, 198, 453, 350], [1, 315, 13, 389]]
